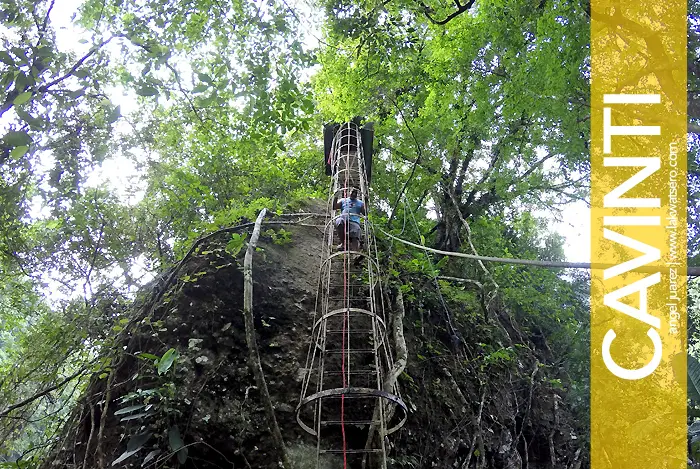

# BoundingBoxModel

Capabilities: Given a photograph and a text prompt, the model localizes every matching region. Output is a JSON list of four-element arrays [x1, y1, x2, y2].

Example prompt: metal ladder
[[297, 123, 407, 469]]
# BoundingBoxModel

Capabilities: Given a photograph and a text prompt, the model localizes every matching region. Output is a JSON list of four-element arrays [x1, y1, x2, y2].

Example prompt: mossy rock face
[[41, 200, 586, 469]]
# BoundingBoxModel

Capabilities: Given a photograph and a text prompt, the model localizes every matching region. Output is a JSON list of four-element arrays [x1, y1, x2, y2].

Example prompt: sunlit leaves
[[136, 85, 159, 97]]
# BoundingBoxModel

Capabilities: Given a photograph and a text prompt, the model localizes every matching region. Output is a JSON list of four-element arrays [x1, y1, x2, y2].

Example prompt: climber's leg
[[335, 216, 347, 250], [348, 221, 361, 251]]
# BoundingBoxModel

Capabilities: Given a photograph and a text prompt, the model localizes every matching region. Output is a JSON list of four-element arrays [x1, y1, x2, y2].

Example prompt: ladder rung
[[327, 297, 370, 301], [325, 330, 374, 333], [321, 419, 380, 426], [323, 394, 383, 400], [324, 349, 375, 354], [328, 283, 369, 287], [324, 370, 375, 375], [320, 449, 383, 454]]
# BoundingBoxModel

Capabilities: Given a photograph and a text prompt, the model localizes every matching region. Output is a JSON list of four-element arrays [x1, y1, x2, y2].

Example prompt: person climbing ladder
[[298, 121, 407, 469], [333, 188, 366, 251]]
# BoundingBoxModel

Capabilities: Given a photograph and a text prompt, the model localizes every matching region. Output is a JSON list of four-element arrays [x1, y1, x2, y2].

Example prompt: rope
[[379, 228, 700, 276], [341, 245, 348, 469], [340, 132, 350, 469]]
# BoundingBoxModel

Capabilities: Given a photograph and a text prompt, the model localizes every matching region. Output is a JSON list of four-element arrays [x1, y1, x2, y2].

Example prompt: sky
[[49, 0, 592, 269], [549, 200, 591, 263]]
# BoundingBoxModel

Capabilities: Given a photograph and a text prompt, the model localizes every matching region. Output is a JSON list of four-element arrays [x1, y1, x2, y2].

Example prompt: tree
[[314, 0, 590, 253]]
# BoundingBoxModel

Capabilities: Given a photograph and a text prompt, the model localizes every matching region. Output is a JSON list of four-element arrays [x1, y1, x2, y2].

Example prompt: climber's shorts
[[335, 216, 361, 239], [347, 221, 361, 239]]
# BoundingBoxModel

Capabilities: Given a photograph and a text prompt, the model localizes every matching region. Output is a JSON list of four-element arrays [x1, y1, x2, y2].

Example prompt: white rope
[[379, 228, 699, 276]]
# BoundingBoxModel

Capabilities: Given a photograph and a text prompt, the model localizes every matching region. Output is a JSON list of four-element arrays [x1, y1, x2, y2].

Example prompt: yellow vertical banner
[[591, 1, 687, 468]]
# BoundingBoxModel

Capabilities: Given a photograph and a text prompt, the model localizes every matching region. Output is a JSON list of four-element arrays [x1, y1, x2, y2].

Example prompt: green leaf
[[14, 72, 31, 91], [114, 404, 146, 416], [119, 412, 149, 422], [136, 352, 160, 361], [168, 426, 183, 451], [127, 433, 151, 452], [157, 348, 178, 374], [197, 73, 213, 83], [10, 47, 27, 62], [9, 145, 28, 159], [13, 91, 32, 105], [68, 89, 85, 99], [45, 219, 61, 229], [168, 427, 188, 464], [36, 46, 53, 58], [1, 71, 14, 89], [16, 109, 42, 128], [142, 450, 160, 467], [107, 105, 121, 124], [111, 433, 150, 465], [0, 462, 30, 469], [225, 233, 247, 257], [73, 69, 90, 79], [136, 86, 159, 97], [192, 84, 209, 94], [0, 51, 14, 66], [4, 130, 30, 147], [199, 95, 215, 107]]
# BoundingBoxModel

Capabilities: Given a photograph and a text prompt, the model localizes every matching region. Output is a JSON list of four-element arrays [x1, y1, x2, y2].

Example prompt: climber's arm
[[332, 197, 342, 210]]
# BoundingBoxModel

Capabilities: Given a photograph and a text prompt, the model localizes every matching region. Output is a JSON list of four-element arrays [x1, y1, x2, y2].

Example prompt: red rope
[[341, 138, 349, 469]]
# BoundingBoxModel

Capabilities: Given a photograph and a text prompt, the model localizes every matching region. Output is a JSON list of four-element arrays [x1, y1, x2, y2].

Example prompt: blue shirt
[[340, 197, 364, 224]]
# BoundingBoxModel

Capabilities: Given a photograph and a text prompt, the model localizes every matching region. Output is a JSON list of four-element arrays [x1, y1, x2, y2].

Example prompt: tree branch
[[0, 369, 85, 420], [163, 61, 205, 124], [40, 35, 116, 91], [421, 0, 476, 25], [243, 209, 290, 469]]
